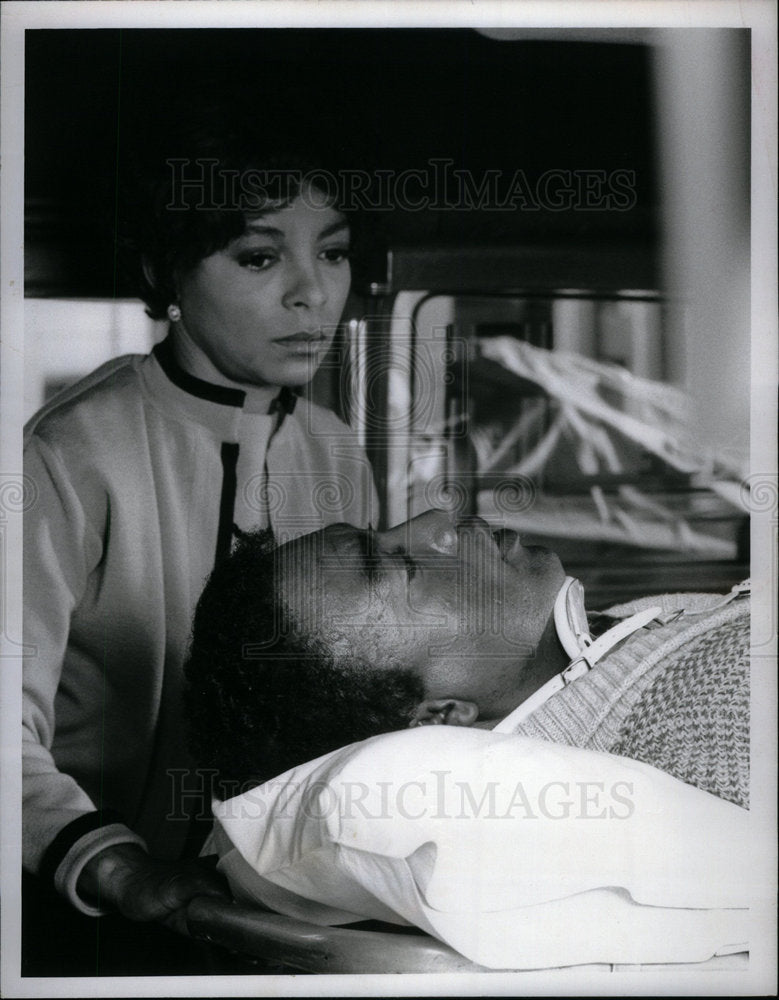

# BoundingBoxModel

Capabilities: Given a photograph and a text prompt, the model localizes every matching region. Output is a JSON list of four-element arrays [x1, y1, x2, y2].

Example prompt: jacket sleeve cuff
[[41, 812, 148, 916]]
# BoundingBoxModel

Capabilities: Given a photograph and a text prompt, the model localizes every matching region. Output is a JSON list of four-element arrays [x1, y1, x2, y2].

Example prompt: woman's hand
[[77, 842, 230, 935]]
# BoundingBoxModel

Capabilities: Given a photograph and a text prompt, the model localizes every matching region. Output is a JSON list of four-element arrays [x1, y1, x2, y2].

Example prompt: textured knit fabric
[[23, 342, 377, 881], [512, 592, 749, 808]]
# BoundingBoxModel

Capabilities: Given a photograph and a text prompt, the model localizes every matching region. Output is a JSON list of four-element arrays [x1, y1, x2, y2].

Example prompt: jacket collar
[[152, 335, 299, 417]]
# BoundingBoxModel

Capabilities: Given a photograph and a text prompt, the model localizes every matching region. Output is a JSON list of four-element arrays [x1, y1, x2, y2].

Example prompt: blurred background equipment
[[347, 278, 748, 608]]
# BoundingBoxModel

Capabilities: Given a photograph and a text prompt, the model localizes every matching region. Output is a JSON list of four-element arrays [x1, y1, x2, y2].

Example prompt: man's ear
[[409, 699, 479, 728]]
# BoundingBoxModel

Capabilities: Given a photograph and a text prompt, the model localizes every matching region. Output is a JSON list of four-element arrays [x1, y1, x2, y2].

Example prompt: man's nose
[[377, 509, 459, 555]]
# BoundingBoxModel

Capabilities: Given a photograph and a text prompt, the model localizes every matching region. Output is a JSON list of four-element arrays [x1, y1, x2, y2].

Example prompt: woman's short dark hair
[[183, 528, 424, 796], [118, 106, 371, 319]]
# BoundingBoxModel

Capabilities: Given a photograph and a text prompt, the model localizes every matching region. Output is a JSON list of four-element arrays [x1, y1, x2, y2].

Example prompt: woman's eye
[[238, 251, 277, 272], [320, 246, 351, 264]]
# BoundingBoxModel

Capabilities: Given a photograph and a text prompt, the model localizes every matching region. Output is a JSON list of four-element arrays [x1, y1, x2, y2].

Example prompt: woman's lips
[[273, 332, 328, 354], [275, 331, 326, 343]]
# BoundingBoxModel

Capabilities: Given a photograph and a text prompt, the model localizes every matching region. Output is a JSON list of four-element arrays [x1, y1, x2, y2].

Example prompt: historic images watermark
[[166, 768, 635, 822], [165, 158, 638, 213]]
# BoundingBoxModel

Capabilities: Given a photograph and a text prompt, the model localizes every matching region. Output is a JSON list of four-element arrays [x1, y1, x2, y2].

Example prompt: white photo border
[[1, 2, 776, 997]]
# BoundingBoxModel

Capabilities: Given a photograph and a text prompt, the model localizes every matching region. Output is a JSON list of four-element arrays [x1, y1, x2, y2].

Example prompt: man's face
[[276, 510, 566, 721]]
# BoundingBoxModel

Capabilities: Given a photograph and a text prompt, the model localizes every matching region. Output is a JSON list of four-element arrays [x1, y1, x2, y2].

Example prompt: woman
[[22, 118, 378, 972]]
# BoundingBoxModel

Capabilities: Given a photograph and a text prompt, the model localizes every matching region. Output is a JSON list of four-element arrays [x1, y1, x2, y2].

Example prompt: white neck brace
[[553, 576, 593, 658], [494, 578, 661, 733]]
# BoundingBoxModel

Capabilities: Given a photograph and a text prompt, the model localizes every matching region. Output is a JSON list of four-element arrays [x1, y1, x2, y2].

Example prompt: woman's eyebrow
[[242, 222, 285, 239], [317, 219, 350, 240], [239, 219, 350, 241]]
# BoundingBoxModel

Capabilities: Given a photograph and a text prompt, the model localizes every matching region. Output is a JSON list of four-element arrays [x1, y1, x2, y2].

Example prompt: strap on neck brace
[[495, 580, 661, 733]]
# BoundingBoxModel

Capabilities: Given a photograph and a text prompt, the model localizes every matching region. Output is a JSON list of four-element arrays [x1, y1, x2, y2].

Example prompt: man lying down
[[184, 509, 751, 970]]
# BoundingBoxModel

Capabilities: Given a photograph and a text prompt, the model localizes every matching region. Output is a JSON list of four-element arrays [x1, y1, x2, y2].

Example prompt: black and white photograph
[[1, 1, 776, 996]]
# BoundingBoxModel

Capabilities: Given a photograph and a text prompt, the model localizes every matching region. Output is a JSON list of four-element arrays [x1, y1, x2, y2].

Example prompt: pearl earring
[[167, 303, 182, 323]]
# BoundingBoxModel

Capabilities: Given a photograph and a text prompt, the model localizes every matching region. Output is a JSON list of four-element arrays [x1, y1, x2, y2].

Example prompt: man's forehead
[[274, 526, 375, 633], [276, 524, 367, 575]]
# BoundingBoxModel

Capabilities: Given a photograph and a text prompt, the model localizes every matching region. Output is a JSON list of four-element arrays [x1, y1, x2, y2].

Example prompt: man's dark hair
[[183, 528, 424, 795]]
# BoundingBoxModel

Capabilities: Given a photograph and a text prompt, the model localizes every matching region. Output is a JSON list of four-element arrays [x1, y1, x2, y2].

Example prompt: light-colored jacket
[[23, 340, 377, 909]]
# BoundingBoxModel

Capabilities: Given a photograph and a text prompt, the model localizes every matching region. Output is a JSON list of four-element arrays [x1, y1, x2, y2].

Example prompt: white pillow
[[208, 739, 411, 927], [209, 727, 750, 969]]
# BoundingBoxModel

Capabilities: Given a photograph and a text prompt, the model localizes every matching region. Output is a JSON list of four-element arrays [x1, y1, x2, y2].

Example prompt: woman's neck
[[170, 325, 281, 413]]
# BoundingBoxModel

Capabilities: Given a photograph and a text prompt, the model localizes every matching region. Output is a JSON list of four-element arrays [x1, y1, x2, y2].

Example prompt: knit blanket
[[512, 593, 750, 808]]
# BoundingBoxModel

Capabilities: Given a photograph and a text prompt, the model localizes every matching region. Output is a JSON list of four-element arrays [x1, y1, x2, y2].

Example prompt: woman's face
[[175, 188, 352, 387]]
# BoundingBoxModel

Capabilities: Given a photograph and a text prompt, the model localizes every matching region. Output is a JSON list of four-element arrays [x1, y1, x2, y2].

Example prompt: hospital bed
[[186, 897, 481, 973], [178, 285, 750, 979], [182, 717, 751, 977], [185, 896, 748, 975]]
